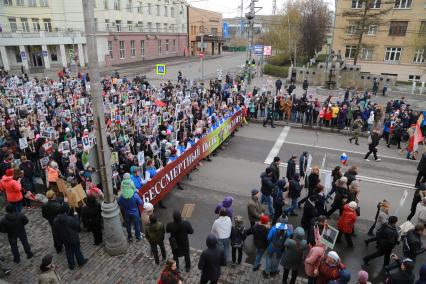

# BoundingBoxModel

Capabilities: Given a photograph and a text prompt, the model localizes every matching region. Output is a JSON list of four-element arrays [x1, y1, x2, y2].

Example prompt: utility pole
[[200, 19, 205, 81], [82, 0, 127, 256], [287, 2, 292, 66], [246, 0, 256, 85], [272, 0, 276, 16], [239, 0, 244, 36]]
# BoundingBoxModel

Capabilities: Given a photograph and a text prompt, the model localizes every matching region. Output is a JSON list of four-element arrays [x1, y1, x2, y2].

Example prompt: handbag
[[355, 206, 360, 217]]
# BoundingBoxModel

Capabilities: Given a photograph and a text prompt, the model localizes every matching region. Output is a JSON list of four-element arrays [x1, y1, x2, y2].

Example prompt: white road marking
[[283, 141, 416, 163], [321, 153, 327, 169], [264, 126, 291, 165]]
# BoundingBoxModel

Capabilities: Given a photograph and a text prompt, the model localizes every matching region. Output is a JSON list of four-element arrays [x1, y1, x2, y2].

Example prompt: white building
[[0, 0, 188, 72]]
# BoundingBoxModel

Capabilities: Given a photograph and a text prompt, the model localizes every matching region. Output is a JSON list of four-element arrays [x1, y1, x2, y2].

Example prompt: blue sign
[[223, 22, 229, 38], [249, 45, 255, 51], [42, 50, 48, 57], [254, 45, 263, 55], [20, 51, 27, 60], [156, 64, 166, 75]]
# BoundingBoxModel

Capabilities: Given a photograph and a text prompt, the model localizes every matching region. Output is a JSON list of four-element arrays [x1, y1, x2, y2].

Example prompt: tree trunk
[[354, 5, 368, 66]]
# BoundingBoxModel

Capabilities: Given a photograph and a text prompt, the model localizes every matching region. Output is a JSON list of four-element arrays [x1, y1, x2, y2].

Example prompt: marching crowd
[[0, 67, 425, 284]]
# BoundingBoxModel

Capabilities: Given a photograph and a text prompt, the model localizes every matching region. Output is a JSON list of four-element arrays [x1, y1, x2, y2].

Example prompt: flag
[[409, 114, 424, 152]]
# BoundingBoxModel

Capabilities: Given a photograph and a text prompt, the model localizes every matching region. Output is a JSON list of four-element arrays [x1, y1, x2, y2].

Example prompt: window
[[108, 41, 113, 59], [158, 39, 162, 55], [119, 40, 125, 59], [211, 27, 218, 36], [156, 5, 160, 16], [148, 3, 151, 14], [156, 23, 160, 32], [164, 6, 168, 16], [165, 39, 169, 52], [137, 1, 142, 13], [369, 0, 381, 8], [147, 22, 152, 32], [163, 23, 167, 32], [170, 24, 174, 32], [43, 18, 52, 32], [347, 22, 358, 34], [49, 46, 58, 61], [182, 24, 185, 33], [389, 21, 408, 36], [172, 39, 176, 52], [394, 0, 411, 8], [104, 0, 108, 9], [114, 0, 120, 10], [351, 0, 362, 8], [140, 40, 145, 57], [116, 20, 121, 31], [128, 21, 133, 32], [16, 0, 25, 6], [9, 18, 17, 33], [13, 47, 22, 63], [21, 18, 30, 32], [130, 40, 135, 57], [137, 21, 143, 31], [361, 48, 374, 60], [199, 26, 202, 33], [384, 47, 402, 62], [32, 18, 40, 32], [3, 0, 12, 6], [345, 45, 357, 59], [171, 7, 174, 17], [28, 0, 37, 6], [39, 0, 48, 7], [367, 25, 377, 35], [420, 21, 426, 35], [105, 19, 110, 31], [408, 75, 421, 81], [413, 49, 424, 63]]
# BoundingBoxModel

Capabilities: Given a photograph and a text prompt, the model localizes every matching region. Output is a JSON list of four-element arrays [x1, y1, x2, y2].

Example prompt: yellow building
[[332, 0, 425, 81], [188, 6, 225, 56]]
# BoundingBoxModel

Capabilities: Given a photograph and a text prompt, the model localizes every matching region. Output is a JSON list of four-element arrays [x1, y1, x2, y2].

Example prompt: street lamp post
[[82, 0, 127, 256]]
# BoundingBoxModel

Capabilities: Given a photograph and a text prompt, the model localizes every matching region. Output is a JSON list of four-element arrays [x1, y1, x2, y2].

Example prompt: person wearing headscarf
[[38, 254, 62, 284], [281, 227, 308, 284]]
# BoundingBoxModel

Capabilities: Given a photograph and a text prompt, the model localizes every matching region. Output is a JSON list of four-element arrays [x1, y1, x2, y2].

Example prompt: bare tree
[[342, 0, 393, 65]]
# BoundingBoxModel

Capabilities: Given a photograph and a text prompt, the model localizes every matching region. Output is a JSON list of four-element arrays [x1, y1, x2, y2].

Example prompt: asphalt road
[[156, 123, 425, 283]]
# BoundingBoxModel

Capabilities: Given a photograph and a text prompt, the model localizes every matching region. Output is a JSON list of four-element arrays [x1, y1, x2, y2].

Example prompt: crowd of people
[[0, 67, 425, 284]]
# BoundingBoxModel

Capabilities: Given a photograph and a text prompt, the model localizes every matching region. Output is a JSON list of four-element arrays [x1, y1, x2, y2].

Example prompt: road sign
[[197, 42, 207, 49], [20, 51, 27, 60], [254, 44, 263, 55], [156, 64, 166, 76], [199, 52, 205, 58], [263, 46, 272, 56], [42, 50, 48, 57]]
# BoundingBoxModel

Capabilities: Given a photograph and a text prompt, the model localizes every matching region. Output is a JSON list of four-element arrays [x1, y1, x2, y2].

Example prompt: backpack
[[271, 228, 288, 250], [272, 187, 284, 207]]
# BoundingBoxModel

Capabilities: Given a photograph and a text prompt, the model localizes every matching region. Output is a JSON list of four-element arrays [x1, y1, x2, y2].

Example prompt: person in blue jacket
[[130, 166, 146, 190], [117, 173, 143, 242]]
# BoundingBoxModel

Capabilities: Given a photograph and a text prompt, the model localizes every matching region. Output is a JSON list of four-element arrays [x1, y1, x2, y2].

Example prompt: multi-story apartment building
[[188, 7, 224, 56], [0, 0, 188, 72], [332, 0, 425, 81]]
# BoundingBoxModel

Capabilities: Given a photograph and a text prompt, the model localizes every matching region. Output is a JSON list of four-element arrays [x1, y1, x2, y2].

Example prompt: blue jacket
[[118, 194, 142, 217], [267, 224, 292, 253], [130, 174, 144, 189]]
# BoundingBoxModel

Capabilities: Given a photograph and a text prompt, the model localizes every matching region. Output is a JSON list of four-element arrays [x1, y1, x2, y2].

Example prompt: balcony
[[0, 30, 84, 39], [195, 35, 226, 42]]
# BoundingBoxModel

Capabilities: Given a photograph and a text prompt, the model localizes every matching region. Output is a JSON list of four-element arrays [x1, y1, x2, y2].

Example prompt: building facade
[[188, 7, 224, 56], [332, 0, 425, 81], [0, 0, 188, 72]]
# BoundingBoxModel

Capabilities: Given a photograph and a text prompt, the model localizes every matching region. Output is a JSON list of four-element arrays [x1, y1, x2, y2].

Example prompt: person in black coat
[[286, 155, 297, 181], [260, 167, 276, 217], [299, 152, 309, 178], [272, 179, 287, 225], [301, 195, 318, 233], [0, 205, 33, 263], [363, 216, 399, 267], [198, 234, 226, 284], [166, 210, 194, 272], [403, 225, 426, 262], [298, 166, 320, 207], [41, 190, 63, 253], [81, 196, 103, 246], [53, 204, 88, 270], [416, 153, 426, 188], [269, 156, 281, 183], [284, 173, 301, 216], [385, 257, 415, 284], [251, 215, 270, 271], [364, 130, 381, 161]]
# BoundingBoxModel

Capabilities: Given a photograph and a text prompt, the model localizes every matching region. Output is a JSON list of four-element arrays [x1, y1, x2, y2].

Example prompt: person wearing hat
[[41, 190, 63, 253], [357, 270, 371, 284], [363, 216, 399, 267], [81, 195, 103, 246], [286, 155, 297, 181], [198, 234, 226, 284], [336, 201, 358, 248], [142, 202, 154, 236], [366, 199, 390, 245], [0, 168, 23, 212], [53, 204, 88, 270], [0, 204, 33, 263], [281, 226, 308, 284], [247, 189, 264, 227], [118, 173, 143, 242], [284, 173, 301, 217], [326, 177, 349, 218], [270, 156, 281, 183], [385, 255, 415, 284], [402, 224, 426, 262], [316, 251, 344, 284], [230, 216, 246, 265], [411, 197, 426, 227], [252, 214, 270, 271], [272, 179, 287, 225], [146, 214, 167, 265], [130, 166, 146, 190], [264, 221, 292, 278], [38, 254, 62, 284]]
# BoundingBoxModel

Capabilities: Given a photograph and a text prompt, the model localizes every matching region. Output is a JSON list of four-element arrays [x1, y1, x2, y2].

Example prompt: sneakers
[[3, 269, 11, 275], [376, 158, 381, 161], [364, 159, 370, 162]]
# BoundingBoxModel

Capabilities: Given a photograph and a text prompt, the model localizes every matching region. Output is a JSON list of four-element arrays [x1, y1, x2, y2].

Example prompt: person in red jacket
[[316, 251, 345, 284], [337, 201, 358, 248], [0, 169, 23, 212]]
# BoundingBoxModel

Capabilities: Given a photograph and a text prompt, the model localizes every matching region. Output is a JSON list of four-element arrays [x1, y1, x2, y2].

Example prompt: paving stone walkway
[[0, 207, 308, 283]]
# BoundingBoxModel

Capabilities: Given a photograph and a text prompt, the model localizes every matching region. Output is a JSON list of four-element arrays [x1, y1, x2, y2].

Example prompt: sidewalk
[[0, 206, 306, 284]]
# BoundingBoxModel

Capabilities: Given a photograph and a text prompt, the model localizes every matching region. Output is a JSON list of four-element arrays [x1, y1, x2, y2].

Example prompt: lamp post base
[[101, 200, 128, 256]]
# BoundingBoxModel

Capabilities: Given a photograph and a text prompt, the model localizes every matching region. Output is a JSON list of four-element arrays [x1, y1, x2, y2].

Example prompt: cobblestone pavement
[[0, 207, 307, 284]]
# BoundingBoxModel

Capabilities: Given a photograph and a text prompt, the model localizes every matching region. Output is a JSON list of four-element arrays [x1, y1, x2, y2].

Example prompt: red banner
[[138, 111, 242, 205]]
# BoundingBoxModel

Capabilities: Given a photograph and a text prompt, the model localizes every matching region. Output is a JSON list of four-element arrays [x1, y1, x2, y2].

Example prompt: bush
[[316, 53, 328, 63], [263, 64, 289, 78], [266, 53, 291, 66]]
